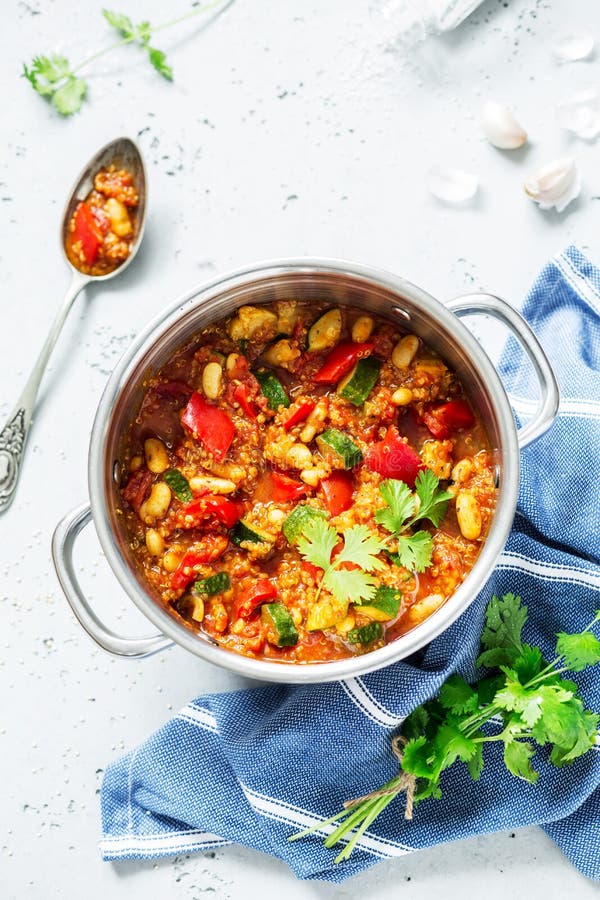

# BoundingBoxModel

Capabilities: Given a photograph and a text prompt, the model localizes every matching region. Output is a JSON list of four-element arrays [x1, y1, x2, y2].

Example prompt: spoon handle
[[0, 272, 88, 514]]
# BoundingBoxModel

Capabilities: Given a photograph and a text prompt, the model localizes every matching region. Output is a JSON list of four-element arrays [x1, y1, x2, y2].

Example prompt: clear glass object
[[372, 0, 487, 41]]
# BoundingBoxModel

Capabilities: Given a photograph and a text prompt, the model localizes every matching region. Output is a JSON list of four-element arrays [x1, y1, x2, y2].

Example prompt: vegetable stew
[[118, 301, 497, 663], [65, 165, 138, 275]]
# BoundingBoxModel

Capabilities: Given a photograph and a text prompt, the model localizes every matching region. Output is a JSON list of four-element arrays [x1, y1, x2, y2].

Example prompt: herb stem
[[71, 1, 227, 75], [71, 37, 134, 75]]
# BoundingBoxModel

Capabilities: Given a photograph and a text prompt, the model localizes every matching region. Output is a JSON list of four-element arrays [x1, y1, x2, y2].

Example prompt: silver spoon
[[0, 136, 147, 514]]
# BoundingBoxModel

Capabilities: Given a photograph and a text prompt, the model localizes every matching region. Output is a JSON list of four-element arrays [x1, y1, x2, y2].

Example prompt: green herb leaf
[[375, 479, 414, 533], [102, 8, 136, 39], [413, 469, 452, 527], [438, 674, 479, 715], [480, 592, 527, 655], [325, 567, 378, 606], [52, 76, 87, 115], [503, 741, 539, 783], [555, 630, 600, 672], [389, 531, 433, 573], [296, 518, 338, 573], [148, 47, 173, 80], [335, 524, 386, 573]]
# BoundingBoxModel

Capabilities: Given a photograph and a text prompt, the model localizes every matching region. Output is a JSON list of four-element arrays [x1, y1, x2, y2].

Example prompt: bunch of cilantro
[[290, 593, 600, 862]]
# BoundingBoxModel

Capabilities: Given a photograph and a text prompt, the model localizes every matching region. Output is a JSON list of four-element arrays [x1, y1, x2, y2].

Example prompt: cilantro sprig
[[376, 469, 452, 573], [23, 1, 230, 116], [295, 471, 450, 609], [297, 518, 385, 607], [290, 594, 600, 862]]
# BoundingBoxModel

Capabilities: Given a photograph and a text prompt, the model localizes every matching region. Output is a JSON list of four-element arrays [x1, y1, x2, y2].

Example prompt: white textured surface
[[1, 0, 600, 897]]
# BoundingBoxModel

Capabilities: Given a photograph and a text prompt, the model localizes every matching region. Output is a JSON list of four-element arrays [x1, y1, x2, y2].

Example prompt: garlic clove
[[482, 101, 527, 149], [556, 89, 600, 140], [426, 166, 479, 205], [524, 158, 581, 213], [553, 33, 595, 62]]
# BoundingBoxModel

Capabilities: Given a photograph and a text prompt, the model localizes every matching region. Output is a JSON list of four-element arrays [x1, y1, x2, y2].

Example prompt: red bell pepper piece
[[319, 471, 354, 516], [365, 426, 425, 488], [282, 398, 316, 431], [181, 494, 243, 529], [233, 579, 278, 619], [313, 342, 375, 384], [73, 202, 103, 264], [422, 399, 475, 440], [272, 472, 310, 503], [181, 392, 235, 461], [233, 382, 258, 419], [170, 535, 229, 590]]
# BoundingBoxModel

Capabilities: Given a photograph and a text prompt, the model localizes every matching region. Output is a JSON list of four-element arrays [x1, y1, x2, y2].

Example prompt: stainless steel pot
[[52, 259, 559, 683]]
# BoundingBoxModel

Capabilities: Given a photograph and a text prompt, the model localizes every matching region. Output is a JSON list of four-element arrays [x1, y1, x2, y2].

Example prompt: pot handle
[[52, 503, 173, 659], [446, 292, 560, 449]]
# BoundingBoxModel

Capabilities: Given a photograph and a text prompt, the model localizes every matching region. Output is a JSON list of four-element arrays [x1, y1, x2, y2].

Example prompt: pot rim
[[88, 257, 519, 683]]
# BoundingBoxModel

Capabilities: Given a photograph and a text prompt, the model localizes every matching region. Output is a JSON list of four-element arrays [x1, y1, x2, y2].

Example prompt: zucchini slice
[[337, 356, 381, 406], [306, 596, 349, 632], [307, 309, 342, 351], [356, 585, 402, 622], [261, 602, 299, 647], [316, 428, 363, 469], [193, 572, 231, 596], [163, 469, 193, 503], [347, 622, 384, 644], [282, 504, 327, 545], [255, 369, 290, 410], [231, 519, 274, 546]]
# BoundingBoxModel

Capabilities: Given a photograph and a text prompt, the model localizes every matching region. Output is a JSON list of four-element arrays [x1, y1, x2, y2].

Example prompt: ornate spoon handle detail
[[0, 273, 88, 514]]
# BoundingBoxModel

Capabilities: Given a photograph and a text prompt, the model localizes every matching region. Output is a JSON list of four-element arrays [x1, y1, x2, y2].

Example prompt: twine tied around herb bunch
[[343, 735, 415, 819]]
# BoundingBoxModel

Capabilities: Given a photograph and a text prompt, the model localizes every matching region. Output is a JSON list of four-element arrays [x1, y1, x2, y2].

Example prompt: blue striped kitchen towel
[[100, 245, 600, 882]]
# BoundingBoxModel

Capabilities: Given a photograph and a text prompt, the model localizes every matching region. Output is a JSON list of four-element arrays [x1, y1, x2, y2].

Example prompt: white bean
[[456, 490, 482, 540], [140, 482, 172, 523], [392, 335, 419, 370], [145, 528, 164, 556], [144, 438, 169, 474], [189, 475, 237, 494], [391, 387, 413, 406], [286, 444, 313, 469], [202, 362, 223, 400], [351, 315, 373, 343]]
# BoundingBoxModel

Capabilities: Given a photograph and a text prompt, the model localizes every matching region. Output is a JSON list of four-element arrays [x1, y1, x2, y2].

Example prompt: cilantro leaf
[[297, 521, 384, 607], [401, 736, 436, 779], [102, 9, 136, 39], [325, 567, 378, 606], [438, 674, 479, 715], [335, 524, 385, 573], [480, 593, 527, 655], [148, 47, 173, 80], [22, 55, 86, 116], [504, 741, 539, 783], [433, 723, 477, 768], [389, 531, 433, 573], [467, 741, 484, 780], [555, 630, 600, 672], [52, 77, 87, 115], [296, 518, 337, 572], [375, 479, 414, 533], [137, 21, 152, 45], [413, 469, 452, 527]]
